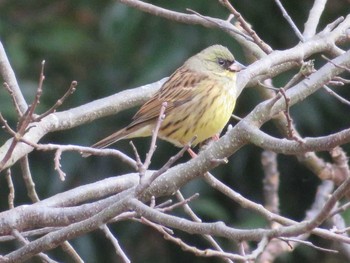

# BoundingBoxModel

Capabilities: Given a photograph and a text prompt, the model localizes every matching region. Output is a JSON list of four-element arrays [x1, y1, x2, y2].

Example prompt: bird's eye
[[218, 58, 226, 67]]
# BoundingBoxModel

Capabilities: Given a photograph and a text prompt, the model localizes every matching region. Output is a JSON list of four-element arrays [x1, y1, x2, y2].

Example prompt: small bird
[[87, 45, 245, 154]]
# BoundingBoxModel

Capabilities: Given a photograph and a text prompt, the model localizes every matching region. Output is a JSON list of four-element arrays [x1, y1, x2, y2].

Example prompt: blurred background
[[0, 0, 349, 262]]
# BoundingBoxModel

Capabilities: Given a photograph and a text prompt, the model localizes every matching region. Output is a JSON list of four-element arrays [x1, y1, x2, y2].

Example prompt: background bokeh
[[0, 0, 349, 262]]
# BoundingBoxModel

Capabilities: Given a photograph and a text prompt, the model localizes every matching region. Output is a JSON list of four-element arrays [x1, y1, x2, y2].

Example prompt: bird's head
[[186, 45, 245, 76]]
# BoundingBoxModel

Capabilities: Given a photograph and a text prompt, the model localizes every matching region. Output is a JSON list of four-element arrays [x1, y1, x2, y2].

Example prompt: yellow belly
[[159, 77, 237, 146]]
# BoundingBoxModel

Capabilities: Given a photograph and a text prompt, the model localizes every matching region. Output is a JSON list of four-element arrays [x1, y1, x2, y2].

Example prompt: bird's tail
[[82, 128, 128, 157]]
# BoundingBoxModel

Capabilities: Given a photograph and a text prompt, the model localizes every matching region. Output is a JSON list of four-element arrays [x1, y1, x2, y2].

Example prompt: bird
[[85, 45, 245, 156]]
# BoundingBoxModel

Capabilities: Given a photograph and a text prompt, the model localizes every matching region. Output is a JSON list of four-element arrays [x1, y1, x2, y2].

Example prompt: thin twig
[[159, 193, 199, 213], [143, 102, 167, 170], [155, 199, 173, 209], [118, 0, 249, 40], [0, 61, 46, 171], [299, 176, 350, 236], [322, 54, 350, 72], [0, 114, 25, 171], [175, 190, 234, 263], [100, 225, 130, 263], [231, 114, 242, 122], [333, 76, 350, 84], [186, 8, 252, 41], [135, 137, 194, 196], [21, 140, 138, 174], [110, 211, 138, 223], [219, 0, 273, 54], [306, 180, 335, 221], [141, 217, 253, 262], [117, 0, 266, 58], [323, 85, 350, 106], [334, 226, 350, 234], [21, 60, 46, 125], [320, 17, 345, 34], [279, 237, 338, 253], [3, 82, 23, 117], [35, 80, 78, 121], [251, 236, 269, 259], [328, 80, 346, 86], [54, 149, 66, 181], [283, 60, 315, 90], [129, 141, 143, 172], [273, 0, 305, 42], [329, 202, 350, 218], [202, 170, 350, 244], [175, 191, 202, 223], [134, 131, 193, 198], [327, 214, 350, 258], [0, 41, 28, 113], [278, 89, 304, 143], [20, 157, 40, 202], [12, 229, 59, 263], [59, 242, 84, 263], [5, 168, 15, 209]]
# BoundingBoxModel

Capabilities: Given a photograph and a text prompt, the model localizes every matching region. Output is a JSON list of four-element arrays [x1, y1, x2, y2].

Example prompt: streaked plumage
[[89, 45, 244, 151]]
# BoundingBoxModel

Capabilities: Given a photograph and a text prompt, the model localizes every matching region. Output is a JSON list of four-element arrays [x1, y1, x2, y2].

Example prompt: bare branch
[[100, 225, 130, 263], [5, 169, 14, 209], [54, 149, 66, 181], [0, 16, 348, 170], [135, 136, 192, 197], [278, 88, 304, 143], [261, 151, 280, 215], [186, 8, 252, 41], [118, 0, 267, 59], [20, 154, 84, 262], [143, 102, 167, 172], [322, 54, 350, 72], [303, 0, 328, 39], [174, 191, 233, 263], [242, 124, 350, 155], [141, 217, 252, 262], [329, 147, 350, 186], [12, 229, 59, 263], [219, 0, 272, 54], [160, 192, 199, 213], [3, 82, 23, 117], [0, 41, 28, 113], [323, 85, 350, 106], [32, 142, 137, 171], [19, 157, 40, 202], [330, 203, 350, 219], [3, 194, 131, 262], [35, 80, 78, 122], [283, 60, 316, 90], [280, 237, 338, 253], [273, 0, 305, 41]]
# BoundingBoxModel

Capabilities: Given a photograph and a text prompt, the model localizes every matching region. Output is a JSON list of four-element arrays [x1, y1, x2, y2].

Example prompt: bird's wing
[[85, 67, 209, 153], [126, 66, 209, 129]]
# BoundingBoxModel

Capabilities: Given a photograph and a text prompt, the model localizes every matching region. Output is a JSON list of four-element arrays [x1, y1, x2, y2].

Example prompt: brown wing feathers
[[87, 66, 208, 153], [126, 67, 208, 129]]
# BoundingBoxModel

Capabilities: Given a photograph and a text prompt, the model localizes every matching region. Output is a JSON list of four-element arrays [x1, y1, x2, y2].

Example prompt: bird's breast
[[158, 76, 237, 146]]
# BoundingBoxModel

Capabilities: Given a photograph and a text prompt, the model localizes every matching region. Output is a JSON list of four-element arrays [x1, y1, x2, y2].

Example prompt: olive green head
[[185, 45, 245, 74]]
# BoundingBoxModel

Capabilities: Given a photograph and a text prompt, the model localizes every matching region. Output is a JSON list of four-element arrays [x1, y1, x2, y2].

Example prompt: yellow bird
[[89, 45, 245, 152]]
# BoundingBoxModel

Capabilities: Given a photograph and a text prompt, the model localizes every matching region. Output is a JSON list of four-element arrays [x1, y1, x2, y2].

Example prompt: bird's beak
[[229, 61, 246, 72]]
